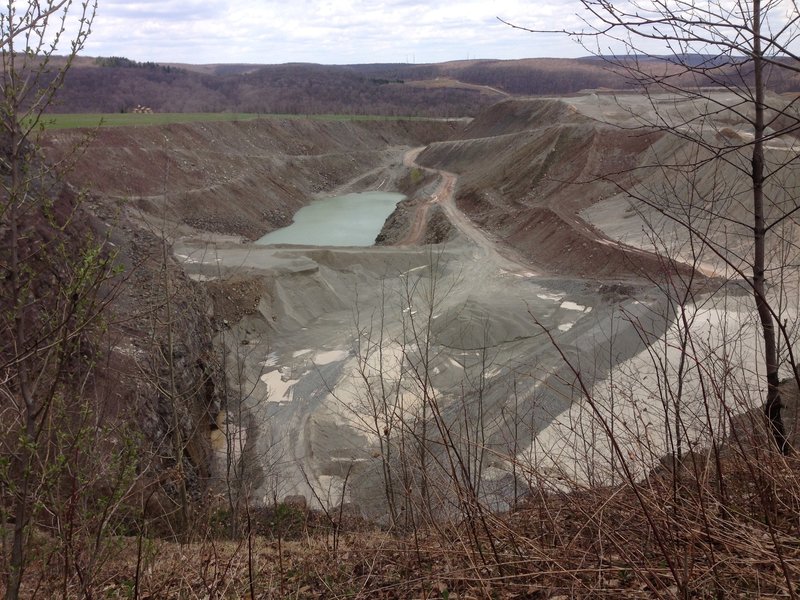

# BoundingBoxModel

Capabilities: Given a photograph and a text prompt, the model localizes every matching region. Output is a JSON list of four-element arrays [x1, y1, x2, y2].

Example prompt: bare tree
[[0, 2, 139, 598]]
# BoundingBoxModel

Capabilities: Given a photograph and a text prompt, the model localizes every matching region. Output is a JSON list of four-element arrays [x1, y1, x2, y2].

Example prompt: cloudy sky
[[76, 0, 593, 65]]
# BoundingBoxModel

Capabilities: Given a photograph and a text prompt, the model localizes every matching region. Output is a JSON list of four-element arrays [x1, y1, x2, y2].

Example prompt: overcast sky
[[77, 0, 593, 65]]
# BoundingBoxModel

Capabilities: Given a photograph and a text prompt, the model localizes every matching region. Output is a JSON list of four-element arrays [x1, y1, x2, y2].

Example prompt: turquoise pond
[[256, 191, 405, 246]]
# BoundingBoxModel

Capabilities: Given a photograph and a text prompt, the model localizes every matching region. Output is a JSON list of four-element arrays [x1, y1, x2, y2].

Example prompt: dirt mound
[[504, 206, 678, 279], [206, 276, 266, 324], [375, 165, 456, 245], [416, 98, 668, 278], [459, 97, 587, 139], [377, 199, 455, 245]]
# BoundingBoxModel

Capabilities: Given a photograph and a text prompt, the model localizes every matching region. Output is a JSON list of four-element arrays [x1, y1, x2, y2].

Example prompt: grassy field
[[37, 112, 435, 130]]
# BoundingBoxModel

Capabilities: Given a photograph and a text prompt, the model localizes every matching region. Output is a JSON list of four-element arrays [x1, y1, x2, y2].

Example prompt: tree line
[[48, 55, 800, 117]]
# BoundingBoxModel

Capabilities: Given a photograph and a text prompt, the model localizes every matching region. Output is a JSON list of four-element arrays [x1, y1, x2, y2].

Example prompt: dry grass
[[6, 387, 799, 599], [8, 447, 798, 598]]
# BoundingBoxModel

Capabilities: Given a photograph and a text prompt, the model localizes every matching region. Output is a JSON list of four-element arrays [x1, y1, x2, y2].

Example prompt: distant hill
[[49, 56, 800, 117]]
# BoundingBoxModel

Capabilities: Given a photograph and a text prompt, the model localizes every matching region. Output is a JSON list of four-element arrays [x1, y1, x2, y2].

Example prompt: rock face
[[90, 197, 224, 514], [0, 143, 223, 529]]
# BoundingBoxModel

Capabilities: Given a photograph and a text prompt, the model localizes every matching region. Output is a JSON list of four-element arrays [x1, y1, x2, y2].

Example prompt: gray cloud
[[80, 0, 592, 64]]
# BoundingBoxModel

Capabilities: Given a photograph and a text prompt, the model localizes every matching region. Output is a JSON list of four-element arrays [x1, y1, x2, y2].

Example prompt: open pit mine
[[45, 91, 800, 520]]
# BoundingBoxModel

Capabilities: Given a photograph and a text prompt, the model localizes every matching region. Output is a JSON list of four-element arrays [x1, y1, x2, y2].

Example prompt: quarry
[[6, 0, 800, 593], [42, 91, 800, 520]]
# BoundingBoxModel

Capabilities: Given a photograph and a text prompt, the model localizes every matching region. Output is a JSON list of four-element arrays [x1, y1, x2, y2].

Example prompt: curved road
[[399, 147, 537, 278], [399, 146, 709, 281]]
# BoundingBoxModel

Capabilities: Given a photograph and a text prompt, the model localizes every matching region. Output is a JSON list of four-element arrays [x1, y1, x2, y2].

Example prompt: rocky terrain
[[117, 98, 687, 514], [40, 116, 462, 515], [44, 118, 459, 240], [2, 78, 793, 597], [43, 90, 800, 519]]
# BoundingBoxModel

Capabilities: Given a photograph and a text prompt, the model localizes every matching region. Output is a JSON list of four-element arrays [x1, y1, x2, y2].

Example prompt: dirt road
[[399, 147, 536, 277], [395, 147, 454, 246]]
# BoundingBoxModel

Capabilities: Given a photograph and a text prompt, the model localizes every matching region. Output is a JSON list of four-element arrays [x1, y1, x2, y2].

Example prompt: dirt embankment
[[375, 158, 456, 245], [44, 118, 460, 240], [415, 98, 681, 279]]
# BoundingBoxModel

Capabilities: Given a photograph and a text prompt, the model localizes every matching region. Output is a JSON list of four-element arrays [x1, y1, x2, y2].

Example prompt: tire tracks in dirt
[[398, 146, 537, 278], [400, 145, 708, 282]]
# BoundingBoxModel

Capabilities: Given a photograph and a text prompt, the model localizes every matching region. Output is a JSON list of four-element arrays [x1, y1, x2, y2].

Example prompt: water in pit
[[256, 191, 405, 246]]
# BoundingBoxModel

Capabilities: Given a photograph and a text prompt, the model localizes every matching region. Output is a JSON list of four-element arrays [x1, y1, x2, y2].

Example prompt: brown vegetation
[[6, 399, 798, 598], [49, 55, 800, 117]]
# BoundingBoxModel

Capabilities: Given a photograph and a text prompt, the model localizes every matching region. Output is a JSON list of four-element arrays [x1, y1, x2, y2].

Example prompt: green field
[[37, 112, 434, 130]]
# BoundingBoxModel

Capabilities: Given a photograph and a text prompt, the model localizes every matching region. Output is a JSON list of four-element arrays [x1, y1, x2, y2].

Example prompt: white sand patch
[[322, 342, 428, 440], [210, 411, 247, 471], [316, 475, 349, 507], [313, 349, 349, 365], [537, 292, 563, 302], [511, 271, 537, 278], [293, 348, 312, 357], [259, 370, 299, 403], [558, 322, 574, 332], [520, 292, 793, 488], [174, 253, 200, 264], [561, 301, 591, 312], [401, 265, 428, 276], [188, 273, 217, 281]]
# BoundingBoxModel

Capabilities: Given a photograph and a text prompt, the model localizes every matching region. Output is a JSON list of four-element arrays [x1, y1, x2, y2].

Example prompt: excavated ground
[[161, 107, 676, 514], [49, 94, 800, 516], [44, 118, 459, 240]]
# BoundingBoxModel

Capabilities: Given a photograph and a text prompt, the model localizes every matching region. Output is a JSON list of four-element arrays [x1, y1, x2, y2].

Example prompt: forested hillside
[[50, 55, 800, 117]]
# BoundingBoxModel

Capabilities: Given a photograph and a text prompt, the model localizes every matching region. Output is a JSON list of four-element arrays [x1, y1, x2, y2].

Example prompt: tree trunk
[[752, 0, 789, 454]]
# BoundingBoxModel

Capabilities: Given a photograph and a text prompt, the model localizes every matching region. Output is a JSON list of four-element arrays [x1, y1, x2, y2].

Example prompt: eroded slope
[[44, 118, 460, 239], [416, 98, 671, 279]]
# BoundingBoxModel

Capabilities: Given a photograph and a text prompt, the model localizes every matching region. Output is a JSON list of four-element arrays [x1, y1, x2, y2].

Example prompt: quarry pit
[[45, 91, 800, 516]]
